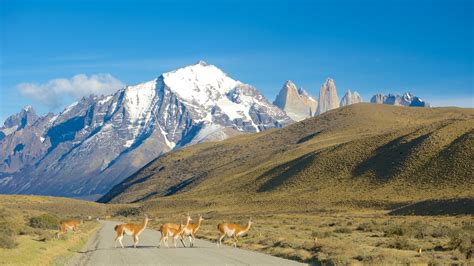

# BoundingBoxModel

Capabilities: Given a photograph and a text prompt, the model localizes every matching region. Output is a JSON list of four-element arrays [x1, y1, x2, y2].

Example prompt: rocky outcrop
[[340, 90, 363, 107], [370, 92, 429, 107], [316, 78, 339, 115], [273, 81, 317, 121]]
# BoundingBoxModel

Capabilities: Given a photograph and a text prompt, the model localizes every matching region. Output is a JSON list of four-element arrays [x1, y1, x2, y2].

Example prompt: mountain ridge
[[0, 62, 292, 199]]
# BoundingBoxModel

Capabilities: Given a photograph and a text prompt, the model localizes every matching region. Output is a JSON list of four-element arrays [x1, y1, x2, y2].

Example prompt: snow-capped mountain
[[370, 92, 430, 107], [0, 61, 292, 199], [273, 80, 317, 121], [340, 90, 363, 107]]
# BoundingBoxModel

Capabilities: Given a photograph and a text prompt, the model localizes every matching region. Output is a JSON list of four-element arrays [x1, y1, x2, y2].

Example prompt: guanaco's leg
[[218, 233, 225, 247], [233, 235, 239, 247], [133, 235, 139, 248]]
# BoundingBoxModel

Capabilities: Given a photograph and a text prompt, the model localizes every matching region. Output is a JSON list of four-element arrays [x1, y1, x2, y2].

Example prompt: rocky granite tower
[[316, 78, 339, 115], [340, 90, 363, 107], [273, 80, 317, 121]]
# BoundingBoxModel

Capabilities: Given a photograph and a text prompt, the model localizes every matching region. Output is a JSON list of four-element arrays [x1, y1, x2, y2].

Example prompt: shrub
[[334, 227, 352, 233], [29, 214, 60, 230], [0, 229, 18, 249], [410, 221, 430, 239], [18, 226, 35, 236], [273, 240, 292, 248], [311, 231, 333, 238], [384, 237, 416, 250], [431, 225, 451, 238], [37, 231, 53, 242], [357, 222, 375, 232], [114, 207, 142, 217], [0, 208, 21, 249], [448, 229, 473, 259], [383, 223, 410, 237]]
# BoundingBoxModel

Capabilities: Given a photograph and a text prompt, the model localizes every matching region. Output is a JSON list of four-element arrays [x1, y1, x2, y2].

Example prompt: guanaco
[[114, 215, 149, 248], [217, 218, 253, 247], [181, 214, 204, 247], [55, 219, 81, 239], [159, 214, 191, 248]]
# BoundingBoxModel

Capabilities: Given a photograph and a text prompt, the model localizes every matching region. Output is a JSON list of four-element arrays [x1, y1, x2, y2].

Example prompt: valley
[[1, 104, 472, 264]]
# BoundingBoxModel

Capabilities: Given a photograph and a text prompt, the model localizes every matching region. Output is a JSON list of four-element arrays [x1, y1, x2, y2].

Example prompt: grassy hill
[[100, 103, 474, 211], [2, 103, 473, 266], [0, 195, 113, 265], [97, 103, 473, 264]]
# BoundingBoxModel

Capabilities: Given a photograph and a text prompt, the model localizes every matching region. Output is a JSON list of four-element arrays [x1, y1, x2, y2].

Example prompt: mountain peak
[[317, 78, 339, 115], [23, 105, 34, 112], [2, 105, 39, 130], [196, 60, 209, 66], [273, 80, 317, 121], [370, 92, 429, 107], [340, 90, 363, 107], [324, 77, 335, 86], [284, 80, 296, 87]]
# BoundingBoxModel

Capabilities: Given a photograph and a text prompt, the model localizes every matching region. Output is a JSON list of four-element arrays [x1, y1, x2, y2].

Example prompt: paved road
[[68, 221, 304, 265]]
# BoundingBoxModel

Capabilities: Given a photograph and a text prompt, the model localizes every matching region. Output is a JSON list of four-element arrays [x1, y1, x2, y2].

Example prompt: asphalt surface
[[68, 220, 304, 265]]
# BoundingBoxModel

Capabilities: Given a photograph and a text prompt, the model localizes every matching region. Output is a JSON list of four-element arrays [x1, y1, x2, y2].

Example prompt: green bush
[[383, 223, 410, 237], [37, 231, 54, 242], [29, 214, 60, 230], [431, 225, 451, 238], [356, 222, 375, 232], [448, 229, 473, 259], [384, 237, 416, 250], [311, 231, 334, 238], [410, 221, 430, 239], [334, 227, 352, 233], [0, 229, 17, 249], [114, 207, 142, 217]]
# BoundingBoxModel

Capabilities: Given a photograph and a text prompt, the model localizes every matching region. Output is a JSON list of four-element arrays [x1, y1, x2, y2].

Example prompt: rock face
[[370, 92, 429, 107], [316, 78, 339, 115], [0, 61, 292, 199], [273, 81, 317, 121], [370, 94, 387, 104], [340, 90, 363, 107]]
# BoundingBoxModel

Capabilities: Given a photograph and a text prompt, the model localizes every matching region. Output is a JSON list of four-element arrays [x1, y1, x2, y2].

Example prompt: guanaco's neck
[[185, 218, 191, 227], [141, 218, 149, 230], [241, 221, 251, 233], [195, 219, 203, 231]]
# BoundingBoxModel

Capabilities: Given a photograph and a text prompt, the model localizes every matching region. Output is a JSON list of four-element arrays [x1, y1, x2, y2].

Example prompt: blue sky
[[1, 0, 473, 122]]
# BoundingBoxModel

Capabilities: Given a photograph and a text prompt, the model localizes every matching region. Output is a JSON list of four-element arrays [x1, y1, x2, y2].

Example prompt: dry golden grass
[[0, 195, 108, 265], [101, 104, 474, 207], [2, 105, 473, 264], [103, 104, 474, 264], [118, 205, 473, 264]]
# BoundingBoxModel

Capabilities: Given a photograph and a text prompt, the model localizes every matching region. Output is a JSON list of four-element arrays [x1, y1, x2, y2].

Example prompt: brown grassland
[[1, 104, 473, 265], [0, 195, 114, 265], [104, 104, 474, 264]]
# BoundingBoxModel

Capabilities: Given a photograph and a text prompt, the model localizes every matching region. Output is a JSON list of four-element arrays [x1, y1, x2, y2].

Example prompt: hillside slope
[[99, 104, 474, 211]]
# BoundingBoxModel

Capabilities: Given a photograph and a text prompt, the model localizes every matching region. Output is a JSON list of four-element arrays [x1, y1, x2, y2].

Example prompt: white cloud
[[17, 74, 125, 109]]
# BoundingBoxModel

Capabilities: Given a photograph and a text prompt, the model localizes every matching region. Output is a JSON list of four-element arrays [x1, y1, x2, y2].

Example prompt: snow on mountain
[[0, 61, 292, 199]]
